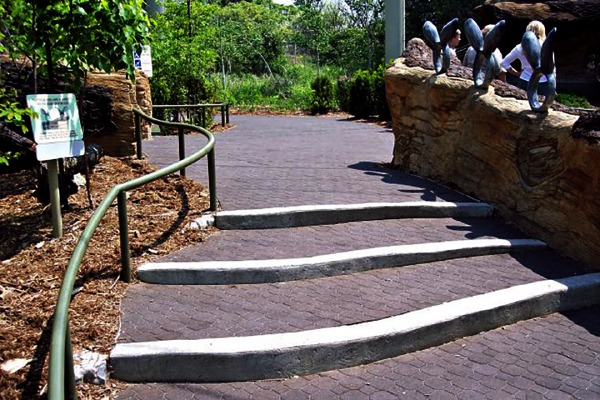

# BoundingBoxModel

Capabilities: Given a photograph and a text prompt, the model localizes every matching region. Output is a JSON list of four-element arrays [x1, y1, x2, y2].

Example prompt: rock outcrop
[[385, 41, 600, 268], [84, 71, 152, 157]]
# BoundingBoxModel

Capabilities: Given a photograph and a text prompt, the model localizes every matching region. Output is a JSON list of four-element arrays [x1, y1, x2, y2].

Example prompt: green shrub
[[336, 76, 351, 113], [372, 63, 390, 120], [348, 70, 373, 118], [556, 93, 592, 109], [288, 84, 313, 110], [210, 64, 344, 112], [310, 76, 334, 115], [340, 65, 390, 120]]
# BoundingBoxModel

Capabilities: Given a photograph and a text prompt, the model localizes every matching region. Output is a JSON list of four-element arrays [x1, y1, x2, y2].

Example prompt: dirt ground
[[0, 152, 215, 399]]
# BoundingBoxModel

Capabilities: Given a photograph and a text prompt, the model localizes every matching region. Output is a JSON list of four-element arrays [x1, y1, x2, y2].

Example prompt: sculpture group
[[423, 18, 557, 113]]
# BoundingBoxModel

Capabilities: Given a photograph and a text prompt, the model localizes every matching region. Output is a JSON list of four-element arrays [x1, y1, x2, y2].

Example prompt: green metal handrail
[[48, 108, 216, 399]]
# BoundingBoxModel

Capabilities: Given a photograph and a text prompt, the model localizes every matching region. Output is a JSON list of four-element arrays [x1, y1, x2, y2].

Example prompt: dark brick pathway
[[118, 305, 600, 399], [116, 115, 600, 399]]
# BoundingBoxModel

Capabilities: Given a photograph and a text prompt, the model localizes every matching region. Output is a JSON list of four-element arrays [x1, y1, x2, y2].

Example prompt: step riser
[[110, 273, 600, 383], [215, 202, 493, 230], [138, 239, 546, 285]]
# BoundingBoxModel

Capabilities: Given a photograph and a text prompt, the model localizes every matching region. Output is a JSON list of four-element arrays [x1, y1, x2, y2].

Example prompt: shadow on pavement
[[348, 161, 474, 202]]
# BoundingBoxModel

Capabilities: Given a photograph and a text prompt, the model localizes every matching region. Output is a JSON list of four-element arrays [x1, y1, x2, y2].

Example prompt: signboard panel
[[26, 93, 85, 161], [133, 45, 153, 77]]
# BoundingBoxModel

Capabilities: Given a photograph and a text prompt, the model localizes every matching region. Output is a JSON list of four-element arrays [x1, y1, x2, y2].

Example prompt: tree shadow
[[20, 315, 53, 400], [130, 183, 190, 258], [349, 161, 600, 337], [561, 304, 600, 336], [347, 161, 475, 202], [0, 210, 52, 261]]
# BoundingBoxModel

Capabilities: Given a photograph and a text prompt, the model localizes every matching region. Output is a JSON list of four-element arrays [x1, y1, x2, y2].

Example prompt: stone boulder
[[83, 71, 152, 157], [385, 43, 600, 268]]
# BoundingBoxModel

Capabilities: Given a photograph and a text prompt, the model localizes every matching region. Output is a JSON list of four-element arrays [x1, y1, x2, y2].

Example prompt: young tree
[[0, 0, 150, 165], [293, 0, 384, 73], [149, 0, 219, 105], [1, 0, 151, 90], [218, 2, 290, 76]]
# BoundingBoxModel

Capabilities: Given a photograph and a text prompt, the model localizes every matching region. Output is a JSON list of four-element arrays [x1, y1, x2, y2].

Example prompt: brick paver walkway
[[116, 115, 600, 399]]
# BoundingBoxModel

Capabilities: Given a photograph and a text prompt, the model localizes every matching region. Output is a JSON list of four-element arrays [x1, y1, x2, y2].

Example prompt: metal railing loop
[[48, 107, 217, 399]]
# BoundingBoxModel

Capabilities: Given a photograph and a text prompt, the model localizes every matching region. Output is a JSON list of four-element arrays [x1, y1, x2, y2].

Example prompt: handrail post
[[118, 191, 131, 282], [135, 112, 142, 160], [226, 103, 230, 124], [64, 326, 77, 400], [178, 127, 186, 177], [208, 148, 217, 211], [221, 103, 225, 127]]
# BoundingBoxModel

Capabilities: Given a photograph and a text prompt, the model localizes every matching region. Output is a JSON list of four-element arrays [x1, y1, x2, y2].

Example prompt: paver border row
[[208, 201, 494, 230], [137, 238, 546, 284], [110, 273, 600, 383]]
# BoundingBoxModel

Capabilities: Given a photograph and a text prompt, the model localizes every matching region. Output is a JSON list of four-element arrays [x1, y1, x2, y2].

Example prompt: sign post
[[47, 159, 62, 237], [26, 93, 85, 238]]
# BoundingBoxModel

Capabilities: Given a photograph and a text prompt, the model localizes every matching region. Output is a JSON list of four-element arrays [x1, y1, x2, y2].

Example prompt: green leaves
[[1, 0, 151, 88], [0, 89, 36, 134]]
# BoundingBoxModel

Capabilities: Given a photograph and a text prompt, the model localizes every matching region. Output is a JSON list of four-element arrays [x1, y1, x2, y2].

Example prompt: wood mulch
[[0, 153, 214, 399]]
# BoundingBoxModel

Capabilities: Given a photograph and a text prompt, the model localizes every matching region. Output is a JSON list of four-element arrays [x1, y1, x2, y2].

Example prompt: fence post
[[226, 103, 230, 124], [221, 104, 225, 127], [135, 112, 143, 160], [208, 148, 217, 211], [178, 127, 186, 177], [118, 191, 131, 283]]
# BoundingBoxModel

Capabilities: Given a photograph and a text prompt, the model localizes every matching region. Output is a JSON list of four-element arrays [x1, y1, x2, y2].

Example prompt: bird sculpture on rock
[[463, 18, 506, 89], [422, 18, 459, 75], [522, 27, 558, 113]]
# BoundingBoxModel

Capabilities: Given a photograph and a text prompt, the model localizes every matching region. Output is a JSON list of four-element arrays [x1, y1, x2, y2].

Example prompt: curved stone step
[[210, 201, 493, 230], [110, 273, 600, 383], [137, 238, 546, 284]]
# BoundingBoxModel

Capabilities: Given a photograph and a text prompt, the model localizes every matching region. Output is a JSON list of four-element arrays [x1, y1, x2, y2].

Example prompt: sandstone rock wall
[[386, 57, 600, 268], [84, 71, 152, 157]]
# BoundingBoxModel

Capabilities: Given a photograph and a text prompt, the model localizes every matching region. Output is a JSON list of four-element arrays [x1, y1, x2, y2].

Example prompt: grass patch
[[556, 93, 593, 109]]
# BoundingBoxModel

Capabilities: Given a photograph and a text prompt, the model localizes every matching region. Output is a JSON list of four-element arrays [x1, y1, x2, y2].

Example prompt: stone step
[[204, 201, 494, 230], [137, 238, 547, 285], [109, 273, 600, 383]]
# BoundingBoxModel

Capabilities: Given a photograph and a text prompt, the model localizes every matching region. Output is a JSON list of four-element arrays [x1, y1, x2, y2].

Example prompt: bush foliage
[[310, 76, 334, 115], [337, 64, 389, 119]]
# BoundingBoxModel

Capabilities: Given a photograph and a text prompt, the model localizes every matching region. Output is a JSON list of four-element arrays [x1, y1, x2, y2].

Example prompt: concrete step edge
[[137, 238, 546, 285], [208, 201, 493, 230], [110, 272, 600, 383]]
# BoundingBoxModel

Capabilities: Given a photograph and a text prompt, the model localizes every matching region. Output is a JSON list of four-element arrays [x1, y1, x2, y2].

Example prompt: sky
[[272, 0, 294, 5]]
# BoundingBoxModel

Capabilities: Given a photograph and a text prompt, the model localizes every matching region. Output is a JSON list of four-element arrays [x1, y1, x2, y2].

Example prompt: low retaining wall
[[385, 55, 600, 268]]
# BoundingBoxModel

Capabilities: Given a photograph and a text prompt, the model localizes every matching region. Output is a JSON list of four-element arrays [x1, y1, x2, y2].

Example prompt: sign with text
[[26, 93, 85, 161], [133, 45, 153, 77]]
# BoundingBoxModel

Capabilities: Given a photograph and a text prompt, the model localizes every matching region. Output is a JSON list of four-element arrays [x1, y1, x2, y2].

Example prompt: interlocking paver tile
[[116, 116, 600, 399]]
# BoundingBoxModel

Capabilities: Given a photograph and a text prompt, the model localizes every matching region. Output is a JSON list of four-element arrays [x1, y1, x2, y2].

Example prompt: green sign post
[[27, 93, 84, 238]]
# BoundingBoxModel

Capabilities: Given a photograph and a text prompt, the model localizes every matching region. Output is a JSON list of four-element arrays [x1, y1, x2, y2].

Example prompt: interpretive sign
[[26, 93, 85, 161], [133, 45, 153, 77]]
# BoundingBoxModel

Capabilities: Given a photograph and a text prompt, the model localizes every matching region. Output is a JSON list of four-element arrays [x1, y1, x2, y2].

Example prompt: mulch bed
[[0, 155, 214, 399]]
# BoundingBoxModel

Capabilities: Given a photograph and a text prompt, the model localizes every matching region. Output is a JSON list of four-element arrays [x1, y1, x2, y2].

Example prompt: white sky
[[272, 0, 294, 5]]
